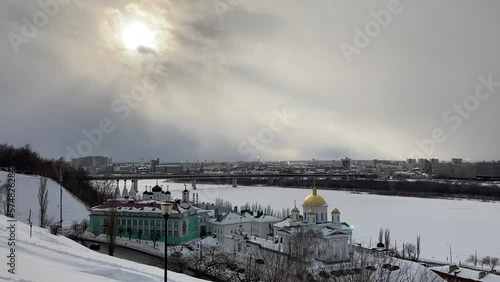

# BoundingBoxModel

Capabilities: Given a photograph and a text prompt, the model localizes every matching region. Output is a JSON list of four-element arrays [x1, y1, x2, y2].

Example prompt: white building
[[219, 184, 354, 263], [208, 211, 252, 241], [272, 184, 354, 262], [250, 214, 282, 239]]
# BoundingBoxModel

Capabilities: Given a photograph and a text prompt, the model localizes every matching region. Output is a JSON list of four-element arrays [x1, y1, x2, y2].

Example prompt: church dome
[[303, 185, 327, 206], [152, 185, 162, 192], [332, 208, 340, 214], [291, 200, 300, 212]]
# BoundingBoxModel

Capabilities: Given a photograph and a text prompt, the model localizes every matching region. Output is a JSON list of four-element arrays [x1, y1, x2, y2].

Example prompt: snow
[[430, 265, 500, 281], [0, 214, 208, 282], [119, 181, 500, 265], [0, 171, 89, 226]]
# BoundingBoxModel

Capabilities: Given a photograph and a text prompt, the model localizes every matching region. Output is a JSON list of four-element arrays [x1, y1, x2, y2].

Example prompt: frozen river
[[131, 180, 500, 264]]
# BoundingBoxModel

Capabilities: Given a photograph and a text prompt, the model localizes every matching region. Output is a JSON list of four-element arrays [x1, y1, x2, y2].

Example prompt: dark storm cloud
[[1, 0, 500, 162]]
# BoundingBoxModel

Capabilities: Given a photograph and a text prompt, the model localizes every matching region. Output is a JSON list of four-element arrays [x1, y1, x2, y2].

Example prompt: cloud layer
[[1, 0, 500, 162]]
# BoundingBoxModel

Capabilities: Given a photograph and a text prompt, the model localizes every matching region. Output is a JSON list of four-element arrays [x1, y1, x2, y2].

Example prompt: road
[[81, 239, 165, 269]]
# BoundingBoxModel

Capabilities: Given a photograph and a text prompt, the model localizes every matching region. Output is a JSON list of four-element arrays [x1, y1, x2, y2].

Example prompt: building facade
[[90, 185, 200, 245]]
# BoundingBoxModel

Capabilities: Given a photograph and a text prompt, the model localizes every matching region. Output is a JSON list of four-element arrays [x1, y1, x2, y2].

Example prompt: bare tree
[[72, 220, 82, 239], [482, 256, 500, 270], [465, 254, 478, 267], [150, 229, 160, 249], [80, 219, 89, 234], [416, 235, 421, 261], [92, 180, 115, 199], [404, 243, 417, 261], [127, 227, 133, 241], [49, 222, 59, 235], [38, 177, 48, 227], [107, 202, 117, 256], [0, 180, 8, 215], [137, 229, 143, 243], [169, 248, 190, 274], [378, 228, 384, 245], [384, 228, 391, 250], [118, 226, 124, 238], [490, 257, 500, 270], [188, 245, 232, 280]]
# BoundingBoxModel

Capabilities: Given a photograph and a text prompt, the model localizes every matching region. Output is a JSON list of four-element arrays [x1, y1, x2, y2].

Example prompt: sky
[[1, 0, 500, 163]]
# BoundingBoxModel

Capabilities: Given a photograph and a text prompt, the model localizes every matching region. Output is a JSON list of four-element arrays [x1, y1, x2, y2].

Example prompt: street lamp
[[161, 202, 173, 282], [447, 244, 453, 264]]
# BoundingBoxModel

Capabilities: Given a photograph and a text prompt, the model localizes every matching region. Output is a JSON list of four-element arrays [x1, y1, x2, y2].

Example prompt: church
[[224, 184, 354, 263], [271, 184, 354, 262]]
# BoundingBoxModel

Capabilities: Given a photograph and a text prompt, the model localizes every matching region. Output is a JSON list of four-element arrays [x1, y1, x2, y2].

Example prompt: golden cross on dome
[[313, 179, 317, 196]]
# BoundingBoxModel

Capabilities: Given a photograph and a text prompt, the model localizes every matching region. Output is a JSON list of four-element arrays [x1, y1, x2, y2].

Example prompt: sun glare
[[121, 22, 156, 50]]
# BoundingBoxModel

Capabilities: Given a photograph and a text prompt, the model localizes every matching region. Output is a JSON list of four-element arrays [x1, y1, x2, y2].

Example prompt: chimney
[[234, 206, 238, 213], [214, 208, 219, 220]]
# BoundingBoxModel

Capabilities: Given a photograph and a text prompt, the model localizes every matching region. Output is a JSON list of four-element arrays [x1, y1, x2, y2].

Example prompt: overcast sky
[[1, 0, 500, 162]]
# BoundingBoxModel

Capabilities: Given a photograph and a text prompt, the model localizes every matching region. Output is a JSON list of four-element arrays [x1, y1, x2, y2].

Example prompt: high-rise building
[[70, 156, 112, 173], [341, 157, 351, 171]]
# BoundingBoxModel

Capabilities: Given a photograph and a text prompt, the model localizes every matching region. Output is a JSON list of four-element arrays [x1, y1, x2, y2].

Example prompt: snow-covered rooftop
[[210, 212, 253, 225], [431, 265, 500, 282]]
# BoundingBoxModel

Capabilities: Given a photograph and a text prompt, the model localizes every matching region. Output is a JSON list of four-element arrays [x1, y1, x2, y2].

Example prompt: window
[[139, 220, 143, 226], [127, 219, 131, 226], [133, 220, 137, 227], [174, 231, 178, 237], [321, 213, 324, 221]]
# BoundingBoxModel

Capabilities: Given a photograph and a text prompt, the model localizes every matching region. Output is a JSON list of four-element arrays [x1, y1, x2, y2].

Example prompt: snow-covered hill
[[0, 171, 89, 226], [0, 214, 206, 281]]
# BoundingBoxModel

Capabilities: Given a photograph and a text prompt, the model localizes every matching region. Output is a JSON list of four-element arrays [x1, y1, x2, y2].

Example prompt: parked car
[[89, 243, 100, 250]]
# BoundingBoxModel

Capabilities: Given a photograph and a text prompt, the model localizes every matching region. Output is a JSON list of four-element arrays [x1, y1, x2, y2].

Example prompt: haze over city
[[1, 1, 500, 162]]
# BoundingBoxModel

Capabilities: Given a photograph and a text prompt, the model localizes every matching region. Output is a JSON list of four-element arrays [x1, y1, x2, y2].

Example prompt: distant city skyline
[[1, 1, 500, 163]]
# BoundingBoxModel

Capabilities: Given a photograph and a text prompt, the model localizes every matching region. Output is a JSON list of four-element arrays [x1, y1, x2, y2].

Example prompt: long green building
[[89, 199, 199, 245]]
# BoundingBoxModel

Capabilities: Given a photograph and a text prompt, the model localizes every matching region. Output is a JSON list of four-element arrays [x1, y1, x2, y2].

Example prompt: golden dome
[[307, 208, 315, 214], [291, 200, 300, 212], [303, 185, 327, 206], [332, 208, 340, 214]]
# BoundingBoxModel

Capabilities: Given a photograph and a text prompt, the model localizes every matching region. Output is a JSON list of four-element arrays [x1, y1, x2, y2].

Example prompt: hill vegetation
[[0, 143, 108, 207]]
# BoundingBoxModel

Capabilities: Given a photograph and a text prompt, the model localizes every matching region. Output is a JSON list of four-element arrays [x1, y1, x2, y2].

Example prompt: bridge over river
[[88, 173, 377, 188]]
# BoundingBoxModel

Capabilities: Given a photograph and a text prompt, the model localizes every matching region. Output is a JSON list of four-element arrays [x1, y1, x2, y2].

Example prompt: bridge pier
[[192, 179, 197, 190], [268, 177, 274, 185], [232, 178, 237, 188]]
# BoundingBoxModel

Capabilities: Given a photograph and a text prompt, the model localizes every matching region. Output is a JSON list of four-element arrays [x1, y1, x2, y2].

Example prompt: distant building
[[150, 158, 160, 173], [432, 163, 476, 179], [71, 156, 112, 173], [476, 162, 500, 179], [430, 158, 440, 164], [342, 157, 351, 171], [451, 158, 463, 165]]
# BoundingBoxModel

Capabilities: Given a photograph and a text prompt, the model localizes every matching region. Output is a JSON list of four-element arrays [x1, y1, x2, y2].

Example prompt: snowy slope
[[0, 214, 206, 282], [0, 171, 89, 226]]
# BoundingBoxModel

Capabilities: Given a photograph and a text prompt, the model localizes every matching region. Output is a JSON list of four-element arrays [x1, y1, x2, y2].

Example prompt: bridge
[[89, 173, 377, 181], [89, 173, 377, 188]]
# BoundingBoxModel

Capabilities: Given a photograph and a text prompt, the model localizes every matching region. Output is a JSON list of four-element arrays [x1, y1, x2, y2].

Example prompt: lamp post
[[161, 202, 173, 282], [447, 243, 453, 264]]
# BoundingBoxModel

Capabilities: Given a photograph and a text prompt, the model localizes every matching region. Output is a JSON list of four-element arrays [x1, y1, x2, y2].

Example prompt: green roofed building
[[89, 199, 199, 245]]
